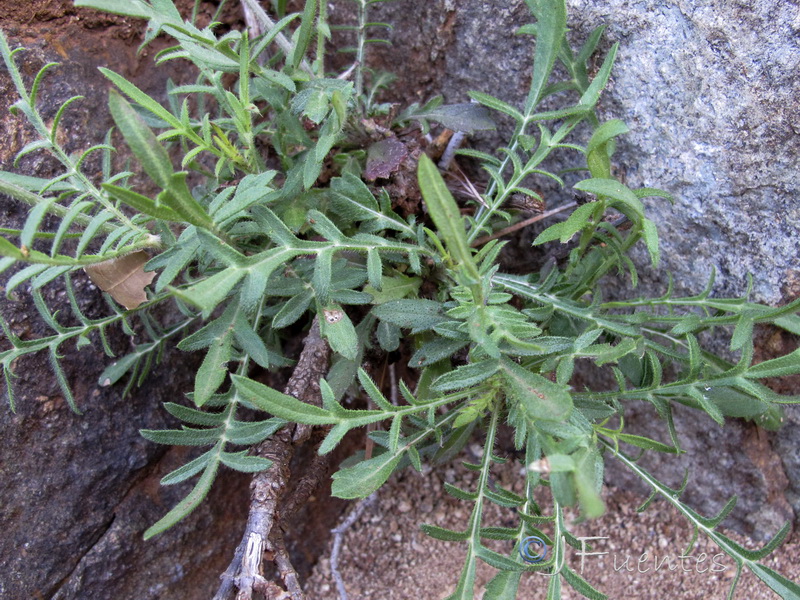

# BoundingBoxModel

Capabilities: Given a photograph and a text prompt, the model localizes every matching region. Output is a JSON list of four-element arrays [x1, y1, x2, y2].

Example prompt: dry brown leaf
[[84, 250, 156, 310]]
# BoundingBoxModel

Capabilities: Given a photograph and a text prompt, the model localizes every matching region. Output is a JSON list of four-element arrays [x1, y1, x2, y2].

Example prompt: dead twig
[[280, 434, 334, 520], [470, 201, 578, 247], [215, 319, 330, 600], [269, 528, 305, 600], [330, 493, 379, 600]]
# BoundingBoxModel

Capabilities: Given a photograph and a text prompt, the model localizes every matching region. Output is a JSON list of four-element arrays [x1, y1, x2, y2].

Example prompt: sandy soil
[[305, 455, 799, 599]]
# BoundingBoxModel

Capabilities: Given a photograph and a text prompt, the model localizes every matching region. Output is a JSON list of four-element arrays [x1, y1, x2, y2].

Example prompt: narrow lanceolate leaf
[[372, 298, 446, 331], [219, 451, 272, 473], [172, 267, 246, 317], [561, 566, 608, 600], [431, 359, 500, 392], [231, 375, 338, 425], [74, 0, 157, 19], [468, 91, 523, 122], [108, 89, 173, 189], [0, 236, 26, 260], [100, 67, 181, 128], [84, 250, 156, 310], [159, 172, 215, 230], [144, 458, 220, 539], [748, 562, 800, 599], [418, 153, 480, 282], [574, 178, 645, 218], [482, 570, 522, 600], [140, 427, 223, 446], [194, 332, 232, 407], [161, 449, 215, 485], [415, 103, 496, 133], [419, 523, 470, 542], [328, 173, 413, 235], [102, 184, 183, 221], [500, 357, 572, 421], [533, 202, 596, 246], [331, 451, 403, 499], [525, 0, 567, 109], [586, 119, 629, 156], [641, 218, 660, 267], [320, 304, 359, 360], [746, 347, 800, 379]]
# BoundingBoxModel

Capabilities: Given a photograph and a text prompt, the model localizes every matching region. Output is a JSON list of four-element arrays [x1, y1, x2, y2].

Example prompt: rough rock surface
[[0, 3, 251, 598]]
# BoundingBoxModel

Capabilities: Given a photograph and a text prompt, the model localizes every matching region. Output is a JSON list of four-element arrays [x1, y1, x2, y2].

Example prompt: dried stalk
[[215, 319, 330, 600]]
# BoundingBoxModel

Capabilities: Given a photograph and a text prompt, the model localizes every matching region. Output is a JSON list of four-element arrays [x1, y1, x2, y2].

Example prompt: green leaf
[[100, 68, 182, 129], [533, 202, 596, 245], [731, 313, 755, 351], [108, 89, 173, 189], [500, 357, 573, 421], [614, 433, 679, 454], [586, 119, 629, 155], [232, 312, 272, 369], [419, 523, 470, 542], [574, 178, 645, 218], [475, 545, 527, 572], [468, 91, 523, 122], [418, 154, 480, 282], [746, 347, 800, 379], [775, 314, 800, 336], [75, 0, 156, 18], [172, 267, 246, 317], [312, 249, 333, 304], [220, 451, 272, 473], [748, 563, 800, 600], [641, 217, 660, 267], [213, 171, 278, 222], [525, 0, 567, 109], [0, 237, 24, 260], [226, 418, 286, 445], [364, 273, 422, 304], [482, 571, 522, 600], [372, 298, 445, 331], [273, 289, 314, 329], [573, 448, 605, 518], [159, 172, 215, 230], [97, 351, 141, 387], [140, 427, 223, 446], [320, 304, 359, 360], [232, 375, 337, 425], [194, 332, 232, 406], [703, 385, 768, 419], [687, 386, 724, 425], [161, 449, 214, 485], [431, 359, 500, 392], [414, 102, 496, 133], [290, 0, 316, 70], [328, 173, 414, 235], [410, 337, 470, 368], [561, 565, 608, 600], [163, 403, 226, 427], [144, 459, 219, 539], [102, 184, 183, 221], [331, 451, 403, 499]]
